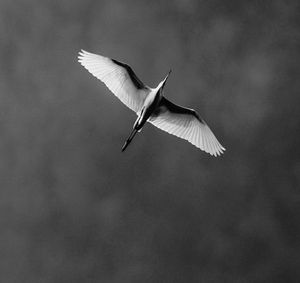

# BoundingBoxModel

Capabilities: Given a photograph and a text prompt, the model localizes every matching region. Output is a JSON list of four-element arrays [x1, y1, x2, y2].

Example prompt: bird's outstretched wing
[[149, 97, 225, 156], [78, 50, 149, 113]]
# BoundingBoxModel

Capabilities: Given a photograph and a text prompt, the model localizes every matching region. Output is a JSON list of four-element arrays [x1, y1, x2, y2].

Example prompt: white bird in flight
[[78, 50, 225, 156]]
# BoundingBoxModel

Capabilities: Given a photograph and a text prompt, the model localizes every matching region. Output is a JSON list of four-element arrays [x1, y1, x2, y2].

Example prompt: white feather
[[149, 106, 225, 156], [78, 50, 149, 113]]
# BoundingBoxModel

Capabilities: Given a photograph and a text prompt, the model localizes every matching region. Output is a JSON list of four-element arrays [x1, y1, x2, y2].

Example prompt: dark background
[[1, 0, 299, 282]]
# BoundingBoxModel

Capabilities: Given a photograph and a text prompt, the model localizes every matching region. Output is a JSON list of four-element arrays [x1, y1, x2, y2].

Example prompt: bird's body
[[78, 50, 225, 156]]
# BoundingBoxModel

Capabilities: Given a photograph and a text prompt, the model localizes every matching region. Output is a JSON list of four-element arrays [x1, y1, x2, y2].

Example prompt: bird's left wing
[[149, 97, 225, 156], [78, 50, 149, 113]]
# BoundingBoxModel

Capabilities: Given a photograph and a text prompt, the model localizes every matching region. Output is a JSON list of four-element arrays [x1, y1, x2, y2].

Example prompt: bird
[[78, 50, 225, 156]]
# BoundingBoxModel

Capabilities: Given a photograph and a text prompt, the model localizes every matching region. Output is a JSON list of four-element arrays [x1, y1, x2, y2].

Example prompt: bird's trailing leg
[[121, 128, 138, 152], [122, 107, 146, 152]]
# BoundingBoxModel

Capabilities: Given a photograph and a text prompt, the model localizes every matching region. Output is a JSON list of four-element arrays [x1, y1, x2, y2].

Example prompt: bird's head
[[159, 69, 172, 90]]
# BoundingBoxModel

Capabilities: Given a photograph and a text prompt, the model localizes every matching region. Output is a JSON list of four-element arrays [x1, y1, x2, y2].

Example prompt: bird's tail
[[122, 128, 138, 152]]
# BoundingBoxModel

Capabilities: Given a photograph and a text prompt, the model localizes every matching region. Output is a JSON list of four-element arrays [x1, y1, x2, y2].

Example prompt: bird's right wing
[[78, 50, 149, 114], [149, 97, 225, 156]]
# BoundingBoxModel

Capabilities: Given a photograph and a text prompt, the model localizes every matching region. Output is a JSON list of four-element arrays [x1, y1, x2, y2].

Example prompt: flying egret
[[78, 50, 225, 156]]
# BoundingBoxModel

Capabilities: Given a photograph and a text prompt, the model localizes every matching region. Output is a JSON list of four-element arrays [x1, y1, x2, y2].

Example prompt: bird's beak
[[161, 69, 172, 87]]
